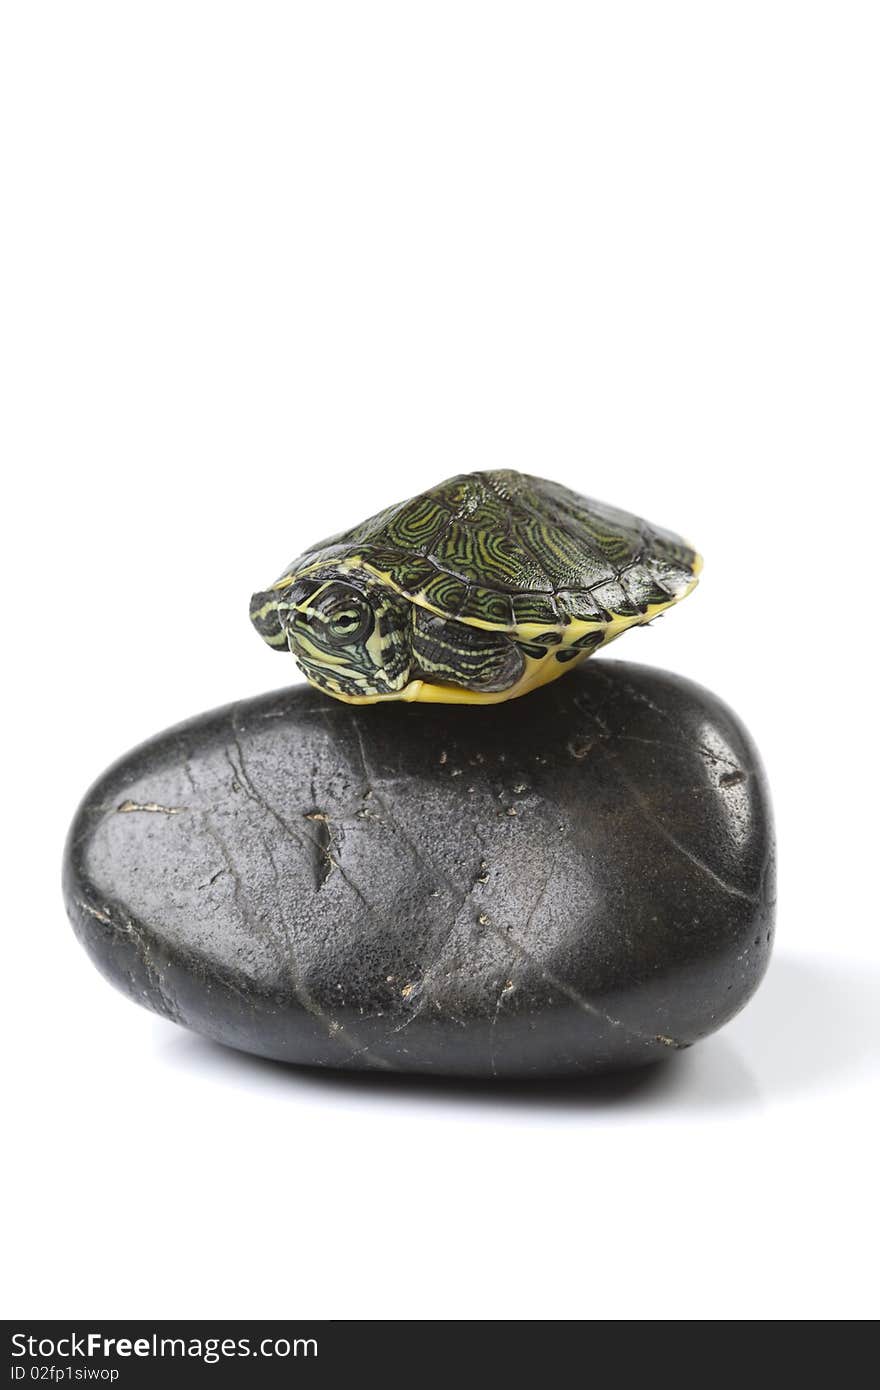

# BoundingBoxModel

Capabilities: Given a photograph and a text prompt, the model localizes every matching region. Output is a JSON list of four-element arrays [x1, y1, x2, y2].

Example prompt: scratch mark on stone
[[479, 914, 683, 1049], [304, 811, 334, 889], [581, 705, 759, 904], [181, 753, 251, 925], [210, 723, 389, 1066], [520, 872, 552, 938], [76, 900, 180, 1023], [226, 714, 263, 802], [489, 978, 516, 1077], [78, 900, 115, 925], [117, 800, 185, 815], [349, 715, 376, 798], [197, 868, 227, 890], [340, 754, 680, 1053], [567, 737, 595, 760], [616, 771, 755, 900], [719, 769, 746, 788], [576, 677, 746, 773]]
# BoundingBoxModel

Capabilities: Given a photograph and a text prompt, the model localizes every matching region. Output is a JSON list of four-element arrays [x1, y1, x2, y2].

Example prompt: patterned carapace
[[250, 470, 701, 705]]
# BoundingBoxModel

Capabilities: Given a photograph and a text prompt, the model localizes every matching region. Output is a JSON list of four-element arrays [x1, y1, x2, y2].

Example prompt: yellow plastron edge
[[307, 553, 702, 706]]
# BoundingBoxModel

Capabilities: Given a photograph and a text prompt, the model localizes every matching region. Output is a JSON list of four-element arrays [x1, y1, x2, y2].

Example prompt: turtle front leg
[[411, 607, 524, 694]]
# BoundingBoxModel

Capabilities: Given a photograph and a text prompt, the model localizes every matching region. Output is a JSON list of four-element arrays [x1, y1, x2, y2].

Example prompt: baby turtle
[[250, 470, 701, 705]]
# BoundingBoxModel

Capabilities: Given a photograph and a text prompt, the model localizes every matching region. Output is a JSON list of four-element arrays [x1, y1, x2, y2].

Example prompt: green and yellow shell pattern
[[250, 470, 701, 706]]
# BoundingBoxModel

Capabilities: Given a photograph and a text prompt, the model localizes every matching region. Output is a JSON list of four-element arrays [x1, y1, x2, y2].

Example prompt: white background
[[2, 2, 878, 1322]]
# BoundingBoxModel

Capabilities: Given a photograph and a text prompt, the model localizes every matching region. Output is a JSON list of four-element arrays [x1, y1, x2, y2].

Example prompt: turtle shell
[[280, 470, 700, 632]]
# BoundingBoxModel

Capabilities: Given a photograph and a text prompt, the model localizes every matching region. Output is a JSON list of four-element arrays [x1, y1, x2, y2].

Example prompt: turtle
[[249, 469, 701, 706]]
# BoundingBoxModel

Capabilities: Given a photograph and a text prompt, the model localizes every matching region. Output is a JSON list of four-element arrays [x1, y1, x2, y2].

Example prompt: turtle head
[[250, 566, 413, 701]]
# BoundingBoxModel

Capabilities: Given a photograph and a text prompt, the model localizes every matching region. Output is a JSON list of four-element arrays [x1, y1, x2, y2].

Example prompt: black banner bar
[[3, 1322, 567, 1385]]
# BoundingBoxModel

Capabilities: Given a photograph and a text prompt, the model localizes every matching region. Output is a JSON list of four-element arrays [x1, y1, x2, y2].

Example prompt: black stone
[[62, 662, 775, 1077]]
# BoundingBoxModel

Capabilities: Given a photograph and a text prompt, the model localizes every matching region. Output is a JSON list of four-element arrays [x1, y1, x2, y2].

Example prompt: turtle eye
[[310, 587, 374, 646]]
